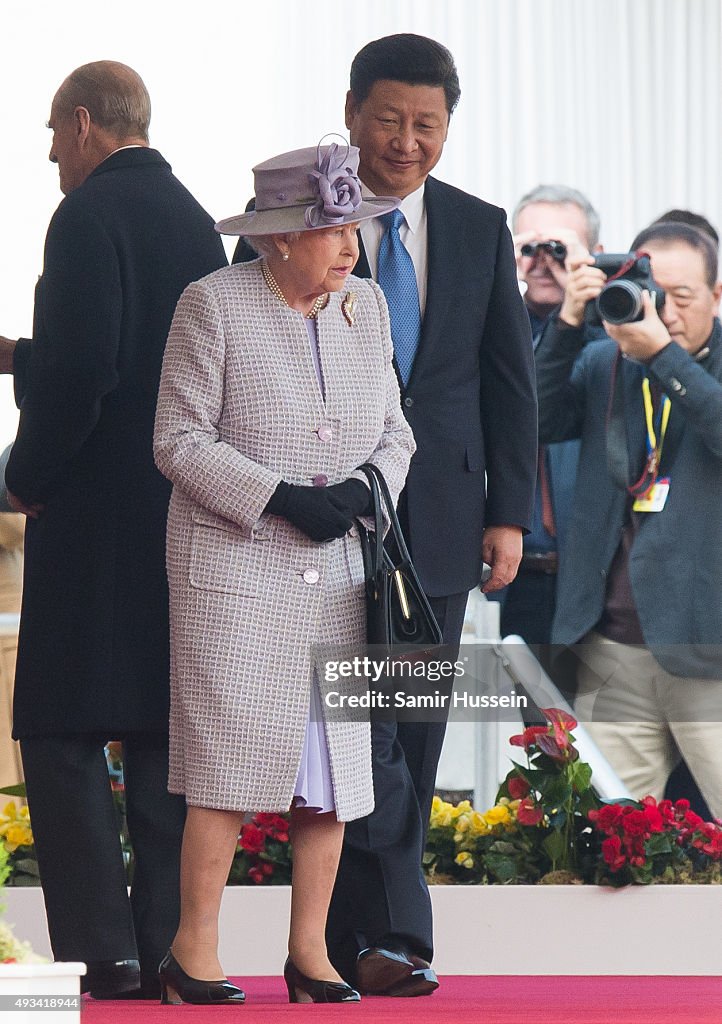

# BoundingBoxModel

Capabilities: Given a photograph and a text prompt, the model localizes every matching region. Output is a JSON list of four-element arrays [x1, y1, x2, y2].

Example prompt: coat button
[[317, 425, 333, 441], [303, 568, 320, 585], [404, 396, 414, 408], [312, 474, 328, 487]]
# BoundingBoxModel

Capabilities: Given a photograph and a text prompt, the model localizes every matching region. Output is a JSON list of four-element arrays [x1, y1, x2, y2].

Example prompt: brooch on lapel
[[342, 291, 357, 327]]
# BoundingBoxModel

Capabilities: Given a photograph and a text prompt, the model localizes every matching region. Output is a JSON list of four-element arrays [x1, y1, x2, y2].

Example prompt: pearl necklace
[[261, 261, 328, 319]]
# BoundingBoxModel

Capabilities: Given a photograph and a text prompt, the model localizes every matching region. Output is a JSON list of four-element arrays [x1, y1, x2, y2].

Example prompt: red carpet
[[80, 975, 722, 1023]]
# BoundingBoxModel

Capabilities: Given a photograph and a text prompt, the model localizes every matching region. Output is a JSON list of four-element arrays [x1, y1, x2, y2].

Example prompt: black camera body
[[585, 252, 665, 327]]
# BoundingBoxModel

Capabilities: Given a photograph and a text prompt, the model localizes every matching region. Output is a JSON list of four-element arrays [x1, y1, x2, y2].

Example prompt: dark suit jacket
[[234, 175, 537, 597], [537, 315, 722, 677], [7, 147, 228, 737]]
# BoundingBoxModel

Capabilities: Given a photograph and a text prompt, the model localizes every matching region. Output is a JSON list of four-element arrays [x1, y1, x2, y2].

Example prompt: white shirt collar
[[361, 179, 426, 232]]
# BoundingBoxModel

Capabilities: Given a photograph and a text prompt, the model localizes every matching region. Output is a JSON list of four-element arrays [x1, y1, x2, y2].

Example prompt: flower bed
[[1, 710, 720, 889], [425, 710, 722, 886]]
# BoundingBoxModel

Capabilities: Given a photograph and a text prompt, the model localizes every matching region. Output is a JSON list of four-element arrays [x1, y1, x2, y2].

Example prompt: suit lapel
[[622, 357, 647, 483], [354, 239, 371, 280]]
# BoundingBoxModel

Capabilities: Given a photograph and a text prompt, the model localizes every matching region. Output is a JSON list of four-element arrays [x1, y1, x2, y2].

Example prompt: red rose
[[642, 804, 665, 832], [508, 775, 530, 799], [517, 797, 544, 826], [239, 824, 266, 854], [248, 865, 266, 884], [620, 810, 648, 837], [253, 813, 290, 842], [593, 804, 624, 832], [682, 809, 704, 830], [601, 835, 626, 871]]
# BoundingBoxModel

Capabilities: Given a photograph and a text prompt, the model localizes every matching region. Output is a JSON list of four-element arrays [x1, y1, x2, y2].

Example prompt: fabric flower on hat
[[305, 143, 362, 228]]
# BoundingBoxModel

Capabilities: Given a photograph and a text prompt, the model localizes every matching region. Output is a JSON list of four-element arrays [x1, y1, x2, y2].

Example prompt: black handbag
[[355, 463, 443, 656]]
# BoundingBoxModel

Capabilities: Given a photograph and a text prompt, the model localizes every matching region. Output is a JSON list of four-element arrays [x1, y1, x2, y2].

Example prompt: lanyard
[[628, 377, 671, 498]]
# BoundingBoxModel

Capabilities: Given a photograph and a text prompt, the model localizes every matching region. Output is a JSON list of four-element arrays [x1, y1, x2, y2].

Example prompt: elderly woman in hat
[[153, 142, 414, 1006]]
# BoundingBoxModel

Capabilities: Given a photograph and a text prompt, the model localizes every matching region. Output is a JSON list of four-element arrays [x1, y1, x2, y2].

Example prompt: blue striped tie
[[377, 209, 421, 387]]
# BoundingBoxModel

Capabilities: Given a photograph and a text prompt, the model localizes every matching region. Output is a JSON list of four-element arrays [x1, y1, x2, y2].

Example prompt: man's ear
[[344, 90, 357, 131], [712, 279, 722, 313], [73, 106, 92, 145]]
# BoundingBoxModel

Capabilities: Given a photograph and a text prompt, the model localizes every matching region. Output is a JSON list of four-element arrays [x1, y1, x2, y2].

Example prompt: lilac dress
[[292, 317, 336, 813]]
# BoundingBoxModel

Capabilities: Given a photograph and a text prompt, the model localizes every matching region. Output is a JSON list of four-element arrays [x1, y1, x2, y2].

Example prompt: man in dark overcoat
[[0, 61, 227, 998]]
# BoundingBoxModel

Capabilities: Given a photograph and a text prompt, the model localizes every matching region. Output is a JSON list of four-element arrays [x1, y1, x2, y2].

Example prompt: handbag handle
[[355, 462, 413, 568]]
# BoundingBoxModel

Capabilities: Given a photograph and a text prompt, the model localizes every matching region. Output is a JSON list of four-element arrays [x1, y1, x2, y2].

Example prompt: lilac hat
[[215, 140, 400, 236]]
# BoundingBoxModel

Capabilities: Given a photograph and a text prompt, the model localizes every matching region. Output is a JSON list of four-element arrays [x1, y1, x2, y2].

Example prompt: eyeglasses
[[520, 240, 568, 263]]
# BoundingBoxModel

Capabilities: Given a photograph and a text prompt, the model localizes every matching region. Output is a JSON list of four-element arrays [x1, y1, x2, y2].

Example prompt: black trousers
[[20, 732, 186, 989], [326, 590, 468, 982]]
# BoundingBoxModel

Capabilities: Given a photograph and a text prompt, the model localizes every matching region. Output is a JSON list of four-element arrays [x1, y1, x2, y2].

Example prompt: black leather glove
[[265, 482, 354, 542], [325, 478, 372, 518]]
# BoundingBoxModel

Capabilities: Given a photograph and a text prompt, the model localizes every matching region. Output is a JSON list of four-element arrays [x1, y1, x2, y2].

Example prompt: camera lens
[[596, 280, 644, 324]]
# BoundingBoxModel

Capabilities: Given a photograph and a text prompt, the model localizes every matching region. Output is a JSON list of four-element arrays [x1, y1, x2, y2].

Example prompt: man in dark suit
[[0, 61, 227, 998], [536, 220, 722, 819], [324, 34, 536, 995]]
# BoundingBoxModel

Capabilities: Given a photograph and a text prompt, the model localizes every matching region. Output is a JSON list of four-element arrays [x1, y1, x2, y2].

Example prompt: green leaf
[[541, 776, 572, 807], [542, 829, 567, 864], [568, 760, 593, 793], [577, 789, 601, 816], [645, 832, 673, 856], [13, 858, 39, 876], [484, 853, 519, 883], [8, 873, 40, 886], [0, 784, 27, 797]]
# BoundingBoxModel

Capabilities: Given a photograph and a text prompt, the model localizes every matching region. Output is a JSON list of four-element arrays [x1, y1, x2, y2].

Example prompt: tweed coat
[[154, 260, 415, 820]]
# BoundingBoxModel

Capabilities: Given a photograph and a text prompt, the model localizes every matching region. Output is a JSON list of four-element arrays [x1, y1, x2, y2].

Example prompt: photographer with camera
[[498, 186, 604, 664], [536, 221, 722, 816]]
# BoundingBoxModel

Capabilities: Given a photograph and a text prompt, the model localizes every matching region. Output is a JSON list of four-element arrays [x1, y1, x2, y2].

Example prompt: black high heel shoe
[[284, 957, 360, 1003], [158, 950, 246, 1005]]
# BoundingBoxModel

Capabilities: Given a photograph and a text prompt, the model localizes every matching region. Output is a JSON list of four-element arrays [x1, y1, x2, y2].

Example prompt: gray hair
[[249, 232, 301, 260], [54, 61, 151, 142], [513, 184, 600, 249]]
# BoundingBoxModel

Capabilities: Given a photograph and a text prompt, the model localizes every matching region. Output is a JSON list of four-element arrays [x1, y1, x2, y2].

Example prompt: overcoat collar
[[88, 146, 170, 180]]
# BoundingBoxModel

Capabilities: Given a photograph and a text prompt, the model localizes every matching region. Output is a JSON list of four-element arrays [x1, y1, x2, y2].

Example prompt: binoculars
[[520, 240, 568, 263]]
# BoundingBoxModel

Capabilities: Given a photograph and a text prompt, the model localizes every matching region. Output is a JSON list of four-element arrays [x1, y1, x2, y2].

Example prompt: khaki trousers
[[574, 631, 722, 818]]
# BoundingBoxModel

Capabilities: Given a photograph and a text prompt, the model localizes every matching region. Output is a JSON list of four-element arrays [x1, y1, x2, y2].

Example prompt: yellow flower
[[484, 804, 511, 827], [430, 797, 457, 828], [467, 811, 491, 835], [4, 824, 32, 851], [455, 851, 474, 869], [0, 802, 34, 852], [452, 800, 472, 817]]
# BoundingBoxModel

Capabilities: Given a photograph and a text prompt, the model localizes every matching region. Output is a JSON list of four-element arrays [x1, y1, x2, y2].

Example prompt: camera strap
[[606, 352, 670, 498], [631, 377, 670, 498]]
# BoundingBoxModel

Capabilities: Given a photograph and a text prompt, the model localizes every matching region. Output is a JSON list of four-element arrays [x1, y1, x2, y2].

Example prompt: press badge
[[632, 477, 670, 512]]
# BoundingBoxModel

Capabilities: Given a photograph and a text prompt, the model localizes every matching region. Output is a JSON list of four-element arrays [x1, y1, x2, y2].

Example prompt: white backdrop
[[1, 0, 720, 446]]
